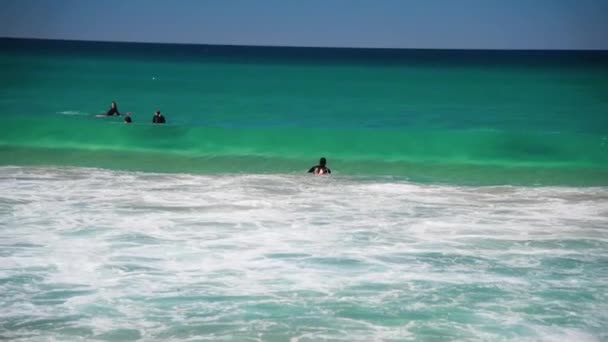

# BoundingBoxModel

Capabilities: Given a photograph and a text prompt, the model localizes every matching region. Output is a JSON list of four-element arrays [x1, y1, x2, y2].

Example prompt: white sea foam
[[56, 110, 88, 116], [0, 166, 607, 341]]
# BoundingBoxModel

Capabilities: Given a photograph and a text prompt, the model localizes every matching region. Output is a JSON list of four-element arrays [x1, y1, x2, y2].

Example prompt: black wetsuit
[[124, 116, 132, 123], [106, 107, 120, 116], [308, 165, 331, 175], [152, 115, 166, 124]]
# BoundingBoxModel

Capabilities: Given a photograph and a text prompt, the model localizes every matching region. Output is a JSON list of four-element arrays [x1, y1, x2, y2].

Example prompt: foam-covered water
[[1, 166, 607, 341]]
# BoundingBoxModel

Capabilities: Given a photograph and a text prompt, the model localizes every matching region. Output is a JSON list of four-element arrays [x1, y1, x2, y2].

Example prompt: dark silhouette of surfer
[[308, 157, 331, 175], [105, 101, 120, 116], [152, 110, 166, 124]]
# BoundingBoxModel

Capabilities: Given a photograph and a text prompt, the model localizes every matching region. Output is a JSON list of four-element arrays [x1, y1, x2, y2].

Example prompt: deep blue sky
[[1, 0, 607, 50]]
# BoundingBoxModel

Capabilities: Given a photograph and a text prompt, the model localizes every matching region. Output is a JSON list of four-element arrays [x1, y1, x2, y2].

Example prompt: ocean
[[1, 38, 607, 341]]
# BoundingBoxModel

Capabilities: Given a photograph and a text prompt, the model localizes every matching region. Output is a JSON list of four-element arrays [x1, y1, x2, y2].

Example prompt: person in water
[[152, 110, 166, 124], [123, 112, 132, 124], [105, 101, 121, 116], [308, 157, 331, 175]]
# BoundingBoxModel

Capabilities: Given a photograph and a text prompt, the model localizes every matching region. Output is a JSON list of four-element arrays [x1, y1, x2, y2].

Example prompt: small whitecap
[[57, 110, 87, 116]]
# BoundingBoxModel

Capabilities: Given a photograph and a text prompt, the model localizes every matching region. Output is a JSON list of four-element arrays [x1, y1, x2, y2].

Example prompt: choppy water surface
[[1, 166, 607, 341]]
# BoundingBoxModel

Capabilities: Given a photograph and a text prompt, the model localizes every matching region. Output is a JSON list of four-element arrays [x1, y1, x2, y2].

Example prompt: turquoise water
[[1, 39, 608, 185], [1, 39, 608, 341]]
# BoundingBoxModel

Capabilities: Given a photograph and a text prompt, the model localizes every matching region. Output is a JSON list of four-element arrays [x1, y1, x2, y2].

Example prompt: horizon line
[[2, 36, 608, 53]]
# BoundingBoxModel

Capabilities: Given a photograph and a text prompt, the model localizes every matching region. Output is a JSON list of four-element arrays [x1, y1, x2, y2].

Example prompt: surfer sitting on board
[[308, 157, 331, 175], [105, 101, 121, 116], [152, 110, 166, 124]]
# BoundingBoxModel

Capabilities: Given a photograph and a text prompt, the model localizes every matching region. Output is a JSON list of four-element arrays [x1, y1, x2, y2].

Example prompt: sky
[[1, 0, 607, 50]]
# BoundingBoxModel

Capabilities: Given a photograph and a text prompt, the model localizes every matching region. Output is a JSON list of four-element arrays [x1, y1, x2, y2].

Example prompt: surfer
[[308, 157, 331, 175], [105, 101, 121, 116], [123, 112, 132, 124], [152, 110, 166, 124]]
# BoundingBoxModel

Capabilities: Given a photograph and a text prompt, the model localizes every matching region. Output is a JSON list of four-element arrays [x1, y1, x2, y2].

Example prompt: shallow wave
[[2, 114, 608, 186], [0, 166, 607, 340]]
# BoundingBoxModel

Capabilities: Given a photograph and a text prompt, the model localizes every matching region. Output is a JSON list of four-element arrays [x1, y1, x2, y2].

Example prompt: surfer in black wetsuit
[[152, 110, 166, 124], [123, 112, 132, 124], [308, 157, 331, 175], [105, 101, 121, 116]]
